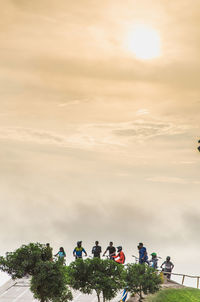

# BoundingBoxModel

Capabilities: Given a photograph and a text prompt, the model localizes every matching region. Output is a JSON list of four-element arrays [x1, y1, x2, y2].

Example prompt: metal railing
[[159, 270, 200, 289]]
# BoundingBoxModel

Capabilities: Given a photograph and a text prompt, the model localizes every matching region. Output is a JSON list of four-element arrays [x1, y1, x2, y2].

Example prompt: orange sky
[[0, 0, 200, 285]]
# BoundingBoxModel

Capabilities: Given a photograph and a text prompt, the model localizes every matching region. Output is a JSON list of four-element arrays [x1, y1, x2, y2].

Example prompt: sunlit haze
[[125, 25, 161, 59], [0, 0, 200, 288]]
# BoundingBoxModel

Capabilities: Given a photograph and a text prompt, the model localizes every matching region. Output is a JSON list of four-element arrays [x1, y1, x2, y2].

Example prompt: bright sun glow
[[125, 25, 161, 60]]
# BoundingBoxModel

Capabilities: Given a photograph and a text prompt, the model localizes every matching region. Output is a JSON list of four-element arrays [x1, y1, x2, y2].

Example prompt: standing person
[[55, 247, 66, 263], [73, 241, 87, 259], [161, 256, 174, 279], [113, 246, 125, 264], [149, 252, 158, 269], [45, 243, 53, 261], [103, 242, 116, 259], [92, 241, 102, 258], [138, 242, 148, 264]]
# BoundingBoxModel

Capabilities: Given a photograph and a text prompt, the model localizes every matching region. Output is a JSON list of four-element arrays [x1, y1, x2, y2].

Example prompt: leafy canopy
[[125, 264, 161, 301], [67, 258, 125, 301], [0, 243, 51, 278], [31, 261, 72, 302]]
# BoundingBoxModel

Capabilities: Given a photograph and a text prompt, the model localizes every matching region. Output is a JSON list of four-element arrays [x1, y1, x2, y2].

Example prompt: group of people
[[52, 241, 125, 264], [138, 242, 174, 279], [49, 241, 174, 278]]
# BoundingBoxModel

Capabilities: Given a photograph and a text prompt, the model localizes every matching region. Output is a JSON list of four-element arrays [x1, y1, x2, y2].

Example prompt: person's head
[[117, 246, 122, 252], [46, 243, 50, 248], [77, 241, 82, 247], [109, 241, 113, 247], [138, 243, 143, 249], [60, 247, 64, 252], [95, 241, 99, 246], [151, 252, 157, 259], [166, 256, 170, 261]]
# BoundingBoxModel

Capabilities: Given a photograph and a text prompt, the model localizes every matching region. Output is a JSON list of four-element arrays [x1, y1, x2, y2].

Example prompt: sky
[[0, 0, 200, 287]]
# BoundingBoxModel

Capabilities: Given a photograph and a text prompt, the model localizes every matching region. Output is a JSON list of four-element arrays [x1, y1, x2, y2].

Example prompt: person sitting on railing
[[161, 256, 174, 279]]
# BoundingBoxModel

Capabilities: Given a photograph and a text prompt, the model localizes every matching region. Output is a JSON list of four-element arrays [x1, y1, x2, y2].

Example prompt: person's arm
[[92, 247, 94, 254], [160, 261, 165, 268], [73, 249, 76, 257], [103, 247, 108, 256], [54, 252, 58, 257], [112, 253, 119, 259], [83, 248, 87, 256], [142, 248, 147, 260]]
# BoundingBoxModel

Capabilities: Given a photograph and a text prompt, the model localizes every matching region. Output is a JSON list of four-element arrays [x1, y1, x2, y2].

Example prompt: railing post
[[197, 277, 199, 289], [182, 275, 185, 285]]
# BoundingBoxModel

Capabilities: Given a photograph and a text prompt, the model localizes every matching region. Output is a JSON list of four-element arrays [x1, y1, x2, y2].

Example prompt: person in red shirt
[[113, 246, 125, 264]]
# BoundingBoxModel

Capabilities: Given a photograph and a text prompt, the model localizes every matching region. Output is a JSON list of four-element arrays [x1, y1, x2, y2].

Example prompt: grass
[[147, 288, 200, 302]]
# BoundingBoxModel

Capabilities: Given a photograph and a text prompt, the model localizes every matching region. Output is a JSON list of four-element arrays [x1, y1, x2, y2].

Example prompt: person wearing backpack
[[73, 241, 87, 259], [149, 252, 158, 269]]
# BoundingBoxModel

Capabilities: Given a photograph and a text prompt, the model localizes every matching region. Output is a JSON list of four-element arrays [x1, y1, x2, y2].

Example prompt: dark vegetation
[[0, 243, 162, 302]]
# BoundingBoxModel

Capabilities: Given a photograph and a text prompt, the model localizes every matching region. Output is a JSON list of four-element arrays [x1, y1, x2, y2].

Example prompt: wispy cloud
[[146, 176, 188, 184], [0, 117, 193, 151], [146, 176, 200, 185]]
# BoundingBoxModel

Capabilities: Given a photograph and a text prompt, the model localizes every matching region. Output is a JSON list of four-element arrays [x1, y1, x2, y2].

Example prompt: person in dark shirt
[[92, 241, 102, 258], [45, 243, 53, 261], [103, 241, 116, 259]]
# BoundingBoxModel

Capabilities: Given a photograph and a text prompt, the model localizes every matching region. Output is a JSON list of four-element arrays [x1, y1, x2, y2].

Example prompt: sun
[[125, 25, 161, 60]]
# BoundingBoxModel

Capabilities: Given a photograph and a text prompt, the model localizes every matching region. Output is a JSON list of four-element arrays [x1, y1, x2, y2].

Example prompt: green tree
[[0, 243, 50, 278], [67, 258, 125, 302], [0, 243, 72, 302], [125, 264, 161, 301], [31, 261, 72, 302]]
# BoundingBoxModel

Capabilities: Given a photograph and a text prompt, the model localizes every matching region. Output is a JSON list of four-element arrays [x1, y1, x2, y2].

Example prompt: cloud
[[146, 176, 188, 184], [113, 119, 191, 139], [146, 176, 200, 185], [0, 116, 193, 153]]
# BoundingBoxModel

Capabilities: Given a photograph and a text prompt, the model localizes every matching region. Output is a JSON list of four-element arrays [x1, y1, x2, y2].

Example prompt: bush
[[125, 264, 161, 301]]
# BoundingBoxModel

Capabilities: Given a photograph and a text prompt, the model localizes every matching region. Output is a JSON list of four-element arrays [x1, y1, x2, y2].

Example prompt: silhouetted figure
[[103, 242, 116, 259], [92, 241, 102, 258], [45, 243, 53, 261]]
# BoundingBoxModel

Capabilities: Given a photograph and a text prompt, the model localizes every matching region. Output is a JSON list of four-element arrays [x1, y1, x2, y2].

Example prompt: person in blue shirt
[[138, 242, 148, 264], [55, 247, 66, 264], [73, 241, 87, 259]]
